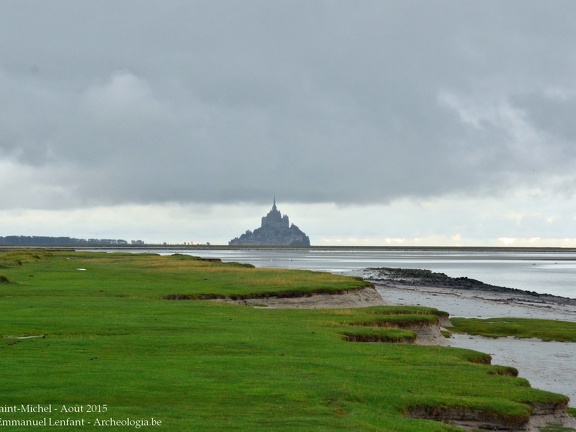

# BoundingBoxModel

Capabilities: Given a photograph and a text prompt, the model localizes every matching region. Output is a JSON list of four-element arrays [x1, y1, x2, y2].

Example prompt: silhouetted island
[[229, 199, 310, 246]]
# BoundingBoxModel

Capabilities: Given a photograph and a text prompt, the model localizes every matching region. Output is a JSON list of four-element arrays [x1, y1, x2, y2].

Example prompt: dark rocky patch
[[367, 267, 576, 306]]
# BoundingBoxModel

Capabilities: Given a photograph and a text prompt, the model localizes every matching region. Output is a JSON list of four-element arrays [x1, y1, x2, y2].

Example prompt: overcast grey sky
[[1, 1, 576, 246]]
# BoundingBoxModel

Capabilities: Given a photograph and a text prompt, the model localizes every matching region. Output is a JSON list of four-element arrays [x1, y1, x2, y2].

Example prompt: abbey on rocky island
[[229, 198, 310, 246]]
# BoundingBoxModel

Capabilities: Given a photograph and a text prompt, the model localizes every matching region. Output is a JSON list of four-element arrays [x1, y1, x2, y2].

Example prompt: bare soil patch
[[214, 286, 386, 309]]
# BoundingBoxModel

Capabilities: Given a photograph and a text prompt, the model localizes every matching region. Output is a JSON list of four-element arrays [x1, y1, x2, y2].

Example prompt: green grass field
[[0, 250, 572, 431]]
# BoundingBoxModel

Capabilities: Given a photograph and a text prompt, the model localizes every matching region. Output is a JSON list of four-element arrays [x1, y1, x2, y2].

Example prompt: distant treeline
[[0, 236, 135, 246]]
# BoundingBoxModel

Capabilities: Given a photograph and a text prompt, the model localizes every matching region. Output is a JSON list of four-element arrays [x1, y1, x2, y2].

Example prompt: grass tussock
[[366, 305, 450, 318], [0, 249, 51, 265], [487, 365, 519, 377], [451, 317, 576, 342], [349, 314, 440, 329], [342, 328, 416, 343], [457, 351, 493, 364], [405, 396, 533, 429]]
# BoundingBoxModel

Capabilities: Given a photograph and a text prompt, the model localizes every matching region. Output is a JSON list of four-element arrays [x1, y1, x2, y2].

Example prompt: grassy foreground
[[0, 250, 570, 431]]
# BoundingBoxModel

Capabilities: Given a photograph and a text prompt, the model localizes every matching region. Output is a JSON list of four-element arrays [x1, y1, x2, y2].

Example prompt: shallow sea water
[[451, 334, 576, 406]]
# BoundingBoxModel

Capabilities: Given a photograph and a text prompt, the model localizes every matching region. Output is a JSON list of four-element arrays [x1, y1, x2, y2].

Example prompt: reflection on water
[[168, 248, 576, 298]]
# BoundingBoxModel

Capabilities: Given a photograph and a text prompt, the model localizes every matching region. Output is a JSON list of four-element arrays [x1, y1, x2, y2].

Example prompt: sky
[[1, 0, 576, 247]]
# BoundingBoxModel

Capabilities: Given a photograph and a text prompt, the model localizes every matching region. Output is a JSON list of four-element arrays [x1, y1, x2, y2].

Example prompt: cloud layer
[[1, 1, 576, 244]]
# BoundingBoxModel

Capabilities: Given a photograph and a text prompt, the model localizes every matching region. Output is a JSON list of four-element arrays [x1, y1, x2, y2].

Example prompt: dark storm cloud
[[1, 0, 576, 209]]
